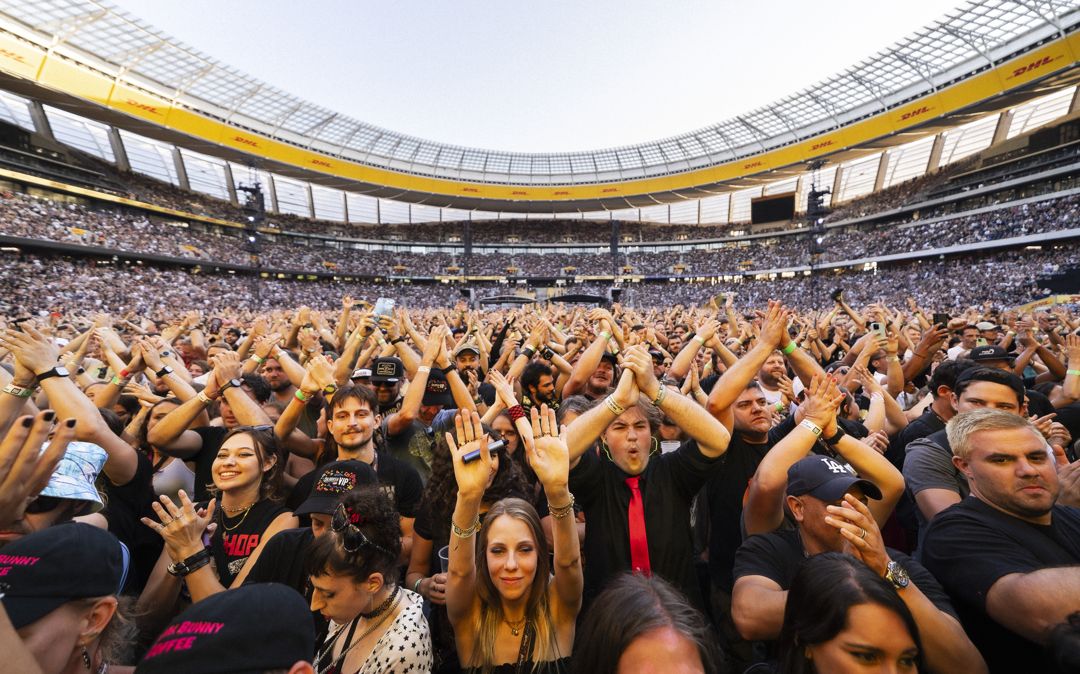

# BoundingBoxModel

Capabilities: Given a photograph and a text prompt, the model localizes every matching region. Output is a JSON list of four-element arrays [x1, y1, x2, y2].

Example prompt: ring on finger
[[858, 527, 867, 540]]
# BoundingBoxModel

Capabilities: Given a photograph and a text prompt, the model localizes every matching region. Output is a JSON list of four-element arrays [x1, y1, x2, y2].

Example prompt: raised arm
[[444, 411, 491, 628], [384, 326, 443, 436], [706, 301, 790, 421], [564, 369, 639, 465]]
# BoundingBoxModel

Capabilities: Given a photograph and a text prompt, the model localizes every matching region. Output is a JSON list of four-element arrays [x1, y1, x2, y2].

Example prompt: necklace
[[360, 584, 400, 619], [504, 615, 527, 637], [221, 500, 256, 514], [314, 588, 403, 674], [219, 504, 255, 532]]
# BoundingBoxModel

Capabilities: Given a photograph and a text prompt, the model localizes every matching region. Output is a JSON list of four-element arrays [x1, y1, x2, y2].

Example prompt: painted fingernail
[[21, 417, 33, 427], [65, 418, 76, 428], [42, 410, 55, 422]]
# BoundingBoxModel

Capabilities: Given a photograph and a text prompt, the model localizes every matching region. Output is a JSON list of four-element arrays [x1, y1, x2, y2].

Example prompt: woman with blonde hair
[[445, 406, 581, 673]]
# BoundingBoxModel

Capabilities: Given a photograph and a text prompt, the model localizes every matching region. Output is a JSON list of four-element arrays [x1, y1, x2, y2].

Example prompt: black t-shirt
[[569, 439, 722, 609], [920, 497, 1080, 674], [102, 451, 162, 594], [706, 434, 771, 592], [733, 527, 957, 618], [1025, 388, 1054, 418], [209, 499, 289, 587], [191, 426, 229, 502], [242, 527, 328, 641], [1053, 402, 1080, 452], [287, 450, 423, 521], [889, 407, 946, 470]]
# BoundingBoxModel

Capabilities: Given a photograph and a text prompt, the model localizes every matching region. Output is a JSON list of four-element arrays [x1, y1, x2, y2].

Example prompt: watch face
[[54, 367, 70, 377], [229, 378, 243, 388]]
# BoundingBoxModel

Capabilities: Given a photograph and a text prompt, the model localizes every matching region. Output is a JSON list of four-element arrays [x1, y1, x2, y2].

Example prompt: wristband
[[441, 365, 455, 375], [775, 401, 785, 412], [250, 355, 266, 365], [599, 330, 612, 341], [782, 341, 797, 355], [155, 366, 174, 378], [295, 389, 313, 403], [2, 384, 33, 398], [119, 369, 131, 379], [417, 365, 431, 374], [800, 419, 823, 436], [508, 404, 526, 421], [604, 395, 626, 417], [887, 356, 900, 362], [390, 336, 406, 345], [110, 375, 128, 386], [413, 578, 423, 594], [693, 335, 706, 345], [1068, 370, 1080, 376], [521, 346, 536, 359], [323, 384, 338, 396], [823, 426, 847, 445], [196, 391, 215, 405], [167, 548, 212, 577], [651, 386, 667, 407]]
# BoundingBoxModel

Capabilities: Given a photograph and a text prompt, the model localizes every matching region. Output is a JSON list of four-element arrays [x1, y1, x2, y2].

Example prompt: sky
[[113, 0, 960, 153]]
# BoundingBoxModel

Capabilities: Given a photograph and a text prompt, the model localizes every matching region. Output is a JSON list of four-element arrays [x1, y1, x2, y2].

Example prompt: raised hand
[[0, 324, 60, 376], [825, 494, 890, 576], [488, 369, 519, 408], [446, 411, 493, 500], [797, 374, 844, 430], [141, 490, 217, 561], [758, 300, 792, 349], [610, 367, 640, 411], [526, 405, 569, 492], [620, 344, 660, 400], [0, 411, 75, 529]]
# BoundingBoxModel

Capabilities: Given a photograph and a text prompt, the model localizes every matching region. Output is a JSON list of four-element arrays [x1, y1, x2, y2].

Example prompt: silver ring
[[859, 527, 867, 540]]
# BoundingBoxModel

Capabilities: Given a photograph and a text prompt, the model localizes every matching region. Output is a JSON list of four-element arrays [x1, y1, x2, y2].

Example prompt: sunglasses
[[331, 503, 394, 557], [26, 495, 62, 514]]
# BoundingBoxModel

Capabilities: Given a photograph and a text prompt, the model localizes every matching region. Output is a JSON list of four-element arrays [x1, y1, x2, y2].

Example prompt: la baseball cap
[[294, 460, 378, 517], [0, 523, 130, 629], [136, 583, 315, 674], [786, 455, 882, 502]]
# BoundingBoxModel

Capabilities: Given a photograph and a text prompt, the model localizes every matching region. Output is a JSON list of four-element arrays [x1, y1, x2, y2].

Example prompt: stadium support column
[[991, 111, 1014, 146], [1071, 86, 1080, 114], [831, 165, 844, 204], [223, 163, 239, 206], [610, 220, 620, 276], [872, 152, 888, 192], [28, 101, 54, 142], [172, 148, 190, 191], [107, 127, 130, 173], [463, 219, 472, 277], [927, 133, 945, 173]]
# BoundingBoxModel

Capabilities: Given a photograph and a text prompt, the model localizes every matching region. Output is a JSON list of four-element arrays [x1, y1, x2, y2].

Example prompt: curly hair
[[305, 486, 401, 584], [421, 429, 531, 543]]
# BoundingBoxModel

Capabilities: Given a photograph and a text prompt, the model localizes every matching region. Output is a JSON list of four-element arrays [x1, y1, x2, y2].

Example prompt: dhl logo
[[0, 48, 26, 64], [810, 140, 834, 151], [125, 99, 161, 115], [462, 187, 479, 193], [1009, 55, 1056, 79], [311, 159, 331, 168], [553, 191, 569, 196], [233, 136, 258, 147], [742, 161, 763, 170], [512, 190, 527, 196], [900, 106, 931, 121], [602, 188, 618, 193]]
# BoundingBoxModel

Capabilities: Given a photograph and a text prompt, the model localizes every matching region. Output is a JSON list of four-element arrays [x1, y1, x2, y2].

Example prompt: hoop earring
[[650, 437, 660, 456]]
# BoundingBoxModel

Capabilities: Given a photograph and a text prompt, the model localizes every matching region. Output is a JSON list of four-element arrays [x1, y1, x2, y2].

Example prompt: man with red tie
[[564, 343, 732, 609]]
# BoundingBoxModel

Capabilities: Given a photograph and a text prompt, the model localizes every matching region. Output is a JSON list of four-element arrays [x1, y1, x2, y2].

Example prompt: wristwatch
[[219, 377, 243, 393], [35, 366, 70, 382], [155, 365, 174, 378], [166, 548, 212, 577], [823, 426, 847, 446], [885, 560, 910, 590]]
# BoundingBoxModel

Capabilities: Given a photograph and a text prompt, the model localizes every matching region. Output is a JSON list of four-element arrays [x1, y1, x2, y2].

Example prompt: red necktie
[[625, 476, 651, 575]]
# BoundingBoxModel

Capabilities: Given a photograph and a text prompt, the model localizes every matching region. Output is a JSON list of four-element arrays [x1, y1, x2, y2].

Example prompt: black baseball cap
[[294, 460, 378, 517], [136, 583, 314, 674], [969, 345, 1011, 363], [0, 523, 130, 629], [786, 455, 882, 502], [423, 368, 454, 406], [600, 351, 618, 367], [370, 357, 404, 383]]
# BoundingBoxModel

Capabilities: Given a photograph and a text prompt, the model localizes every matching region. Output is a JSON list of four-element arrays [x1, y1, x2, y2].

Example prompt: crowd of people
[[2, 273, 1080, 673], [1, 182, 1078, 279]]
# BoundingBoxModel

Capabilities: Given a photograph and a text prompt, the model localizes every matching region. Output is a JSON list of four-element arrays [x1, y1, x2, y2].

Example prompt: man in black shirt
[[565, 344, 731, 609], [732, 455, 985, 674], [921, 408, 1080, 674], [368, 356, 405, 416]]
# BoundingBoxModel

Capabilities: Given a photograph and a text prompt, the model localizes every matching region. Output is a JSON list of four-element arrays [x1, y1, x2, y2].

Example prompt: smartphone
[[462, 439, 506, 464], [932, 313, 950, 328], [373, 297, 395, 318], [976, 337, 988, 347], [208, 318, 222, 334], [870, 322, 887, 340]]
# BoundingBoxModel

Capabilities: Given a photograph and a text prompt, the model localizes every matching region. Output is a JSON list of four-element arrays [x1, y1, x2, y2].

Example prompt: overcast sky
[[114, 0, 959, 153]]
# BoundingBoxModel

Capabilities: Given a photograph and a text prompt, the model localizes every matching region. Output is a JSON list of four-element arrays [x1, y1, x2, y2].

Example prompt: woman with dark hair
[[405, 410, 533, 672], [138, 426, 298, 625], [135, 397, 196, 501], [445, 407, 582, 673], [307, 486, 432, 673], [571, 573, 722, 674], [776, 553, 922, 674]]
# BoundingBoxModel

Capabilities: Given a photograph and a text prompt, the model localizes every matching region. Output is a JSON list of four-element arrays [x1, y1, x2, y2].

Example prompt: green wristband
[[782, 341, 797, 355], [1068, 369, 1080, 376]]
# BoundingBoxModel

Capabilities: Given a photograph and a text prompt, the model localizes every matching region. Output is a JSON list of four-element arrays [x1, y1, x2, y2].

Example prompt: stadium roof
[[0, 0, 1076, 210]]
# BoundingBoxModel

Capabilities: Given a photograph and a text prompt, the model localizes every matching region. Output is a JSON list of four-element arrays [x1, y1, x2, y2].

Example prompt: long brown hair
[[471, 497, 561, 672], [208, 426, 284, 501]]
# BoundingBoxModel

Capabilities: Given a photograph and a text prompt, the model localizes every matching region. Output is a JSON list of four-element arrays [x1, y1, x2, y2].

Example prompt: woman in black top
[[138, 426, 298, 626]]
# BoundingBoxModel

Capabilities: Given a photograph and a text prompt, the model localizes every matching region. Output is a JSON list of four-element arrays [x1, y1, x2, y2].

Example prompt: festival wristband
[[782, 341, 797, 355], [1068, 370, 1080, 376]]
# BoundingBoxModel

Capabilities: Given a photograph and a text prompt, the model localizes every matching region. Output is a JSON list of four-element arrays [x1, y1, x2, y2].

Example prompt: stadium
[[1, 2, 1080, 674]]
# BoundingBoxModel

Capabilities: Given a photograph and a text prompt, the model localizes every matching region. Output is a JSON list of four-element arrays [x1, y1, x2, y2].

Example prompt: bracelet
[[521, 346, 536, 359], [693, 335, 706, 345], [548, 493, 576, 519], [823, 426, 847, 445], [295, 389, 314, 403], [250, 355, 266, 365], [887, 356, 900, 362], [599, 330, 612, 341], [782, 341, 797, 355], [390, 336, 406, 345], [508, 404, 526, 421], [1068, 370, 1080, 376], [651, 386, 667, 407], [110, 375, 128, 386], [119, 369, 131, 379], [452, 515, 481, 539], [2, 384, 33, 398], [417, 365, 431, 374], [774, 401, 785, 412], [196, 391, 215, 405], [441, 365, 455, 375], [166, 548, 212, 577], [413, 578, 423, 594], [604, 395, 626, 417], [800, 419, 823, 436]]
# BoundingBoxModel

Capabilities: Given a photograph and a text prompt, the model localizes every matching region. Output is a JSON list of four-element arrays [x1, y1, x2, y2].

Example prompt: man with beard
[[368, 356, 405, 416], [519, 360, 560, 414], [286, 385, 421, 562], [564, 312, 620, 401], [755, 351, 788, 407], [260, 353, 319, 437]]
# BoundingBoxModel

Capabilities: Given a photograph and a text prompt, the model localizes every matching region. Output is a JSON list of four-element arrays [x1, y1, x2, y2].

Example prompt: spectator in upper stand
[[921, 409, 1080, 674], [947, 325, 980, 360]]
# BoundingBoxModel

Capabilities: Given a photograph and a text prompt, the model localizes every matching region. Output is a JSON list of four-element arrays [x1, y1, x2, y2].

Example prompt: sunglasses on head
[[331, 503, 394, 557]]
